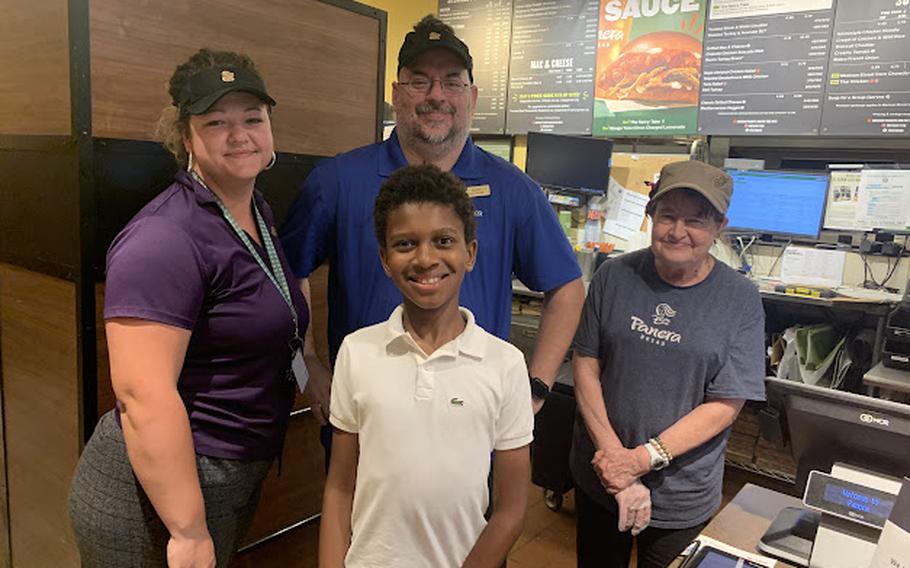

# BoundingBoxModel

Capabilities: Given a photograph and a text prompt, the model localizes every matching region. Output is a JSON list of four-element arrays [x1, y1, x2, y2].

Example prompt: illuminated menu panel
[[820, 0, 910, 136], [439, 0, 513, 134], [698, 0, 835, 135], [506, 0, 599, 134]]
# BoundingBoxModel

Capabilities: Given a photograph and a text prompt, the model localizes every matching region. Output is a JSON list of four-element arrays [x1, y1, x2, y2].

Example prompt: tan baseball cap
[[647, 160, 733, 216]]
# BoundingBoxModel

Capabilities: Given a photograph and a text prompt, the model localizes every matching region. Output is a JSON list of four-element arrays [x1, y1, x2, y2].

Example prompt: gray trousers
[[69, 411, 271, 567]]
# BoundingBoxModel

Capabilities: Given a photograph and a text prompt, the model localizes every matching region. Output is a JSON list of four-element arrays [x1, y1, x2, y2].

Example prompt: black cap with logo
[[398, 18, 473, 81], [174, 66, 277, 115]]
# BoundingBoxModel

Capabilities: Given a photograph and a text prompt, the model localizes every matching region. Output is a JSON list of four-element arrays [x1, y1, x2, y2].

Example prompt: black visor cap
[[175, 66, 277, 115]]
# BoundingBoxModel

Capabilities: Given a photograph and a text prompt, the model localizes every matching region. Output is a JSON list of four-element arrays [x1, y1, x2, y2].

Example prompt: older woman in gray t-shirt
[[570, 160, 766, 568]]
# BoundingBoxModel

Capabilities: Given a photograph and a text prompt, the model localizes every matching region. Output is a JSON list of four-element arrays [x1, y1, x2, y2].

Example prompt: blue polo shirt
[[281, 129, 580, 363]]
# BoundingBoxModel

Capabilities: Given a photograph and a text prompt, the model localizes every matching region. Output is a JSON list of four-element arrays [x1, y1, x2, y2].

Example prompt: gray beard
[[401, 122, 468, 160]]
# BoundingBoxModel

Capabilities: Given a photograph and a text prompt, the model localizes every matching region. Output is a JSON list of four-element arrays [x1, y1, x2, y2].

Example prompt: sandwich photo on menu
[[594, 0, 707, 137], [597, 31, 702, 105]]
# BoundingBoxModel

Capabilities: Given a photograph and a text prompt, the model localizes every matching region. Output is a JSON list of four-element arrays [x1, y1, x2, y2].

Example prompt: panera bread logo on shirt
[[630, 303, 681, 346], [652, 303, 677, 326]]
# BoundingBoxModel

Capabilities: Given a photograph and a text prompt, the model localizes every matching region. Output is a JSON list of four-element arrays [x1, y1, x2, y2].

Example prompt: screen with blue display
[[725, 170, 830, 238], [823, 483, 895, 520]]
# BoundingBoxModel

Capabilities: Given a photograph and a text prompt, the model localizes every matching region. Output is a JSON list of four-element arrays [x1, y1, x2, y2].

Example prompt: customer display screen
[[725, 170, 830, 239], [804, 470, 898, 529], [822, 483, 895, 520]]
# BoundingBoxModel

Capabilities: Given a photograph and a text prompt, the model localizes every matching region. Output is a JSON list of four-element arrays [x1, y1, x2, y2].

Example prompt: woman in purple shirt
[[68, 49, 308, 567]]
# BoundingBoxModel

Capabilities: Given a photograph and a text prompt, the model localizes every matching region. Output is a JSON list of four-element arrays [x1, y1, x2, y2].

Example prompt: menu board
[[698, 0, 835, 135], [440, 0, 910, 138], [439, 0, 513, 134], [820, 0, 910, 136], [505, 0, 599, 134], [593, 0, 707, 136]]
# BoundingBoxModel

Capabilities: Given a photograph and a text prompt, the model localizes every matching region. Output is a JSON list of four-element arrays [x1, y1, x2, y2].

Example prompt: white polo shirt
[[329, 305, 534, 568]]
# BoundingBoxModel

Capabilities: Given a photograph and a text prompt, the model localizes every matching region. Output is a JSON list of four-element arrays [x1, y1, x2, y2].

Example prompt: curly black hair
[[155, 48, 264, 166], [373, 165, 476, 248]]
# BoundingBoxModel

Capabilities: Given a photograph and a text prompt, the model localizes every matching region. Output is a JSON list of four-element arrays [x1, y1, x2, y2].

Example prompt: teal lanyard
[[191, 171, 299, 342]]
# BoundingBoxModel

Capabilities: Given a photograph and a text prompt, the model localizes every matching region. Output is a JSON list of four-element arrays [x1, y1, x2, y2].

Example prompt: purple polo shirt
[[104, 170, 308, 461]]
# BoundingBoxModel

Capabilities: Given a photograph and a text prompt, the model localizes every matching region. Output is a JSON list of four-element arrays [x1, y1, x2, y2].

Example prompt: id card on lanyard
[[191, 171, 309, 392]]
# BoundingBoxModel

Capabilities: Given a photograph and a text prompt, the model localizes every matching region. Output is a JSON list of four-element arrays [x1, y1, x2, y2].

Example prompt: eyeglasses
[[397, 77, 470, 96]]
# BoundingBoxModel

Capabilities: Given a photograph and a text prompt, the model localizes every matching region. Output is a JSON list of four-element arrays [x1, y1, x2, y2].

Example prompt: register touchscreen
[[687, 546, 765, 568]]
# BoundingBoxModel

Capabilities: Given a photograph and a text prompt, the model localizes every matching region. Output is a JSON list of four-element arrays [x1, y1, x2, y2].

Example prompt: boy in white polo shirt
[[319, 164, 534, 568]]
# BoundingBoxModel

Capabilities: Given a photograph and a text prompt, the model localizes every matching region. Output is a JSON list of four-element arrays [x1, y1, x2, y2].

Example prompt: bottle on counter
[[583, 197, 604, 244]]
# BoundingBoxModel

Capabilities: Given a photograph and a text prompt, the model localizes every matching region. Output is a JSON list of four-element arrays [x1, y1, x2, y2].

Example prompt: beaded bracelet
[[649, 436, 673, 463]]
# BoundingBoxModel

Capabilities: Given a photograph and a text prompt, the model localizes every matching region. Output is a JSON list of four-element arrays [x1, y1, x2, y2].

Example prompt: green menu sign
[[593, 0, 707, 136]]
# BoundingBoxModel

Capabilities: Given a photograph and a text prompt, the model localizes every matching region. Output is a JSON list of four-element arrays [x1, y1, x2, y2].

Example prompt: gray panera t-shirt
[[570, 248, 766, 529]]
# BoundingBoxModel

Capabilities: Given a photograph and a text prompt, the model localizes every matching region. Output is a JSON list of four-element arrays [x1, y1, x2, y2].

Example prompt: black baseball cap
[[174, 66, 277, 115], [398, 22, 473, 81]]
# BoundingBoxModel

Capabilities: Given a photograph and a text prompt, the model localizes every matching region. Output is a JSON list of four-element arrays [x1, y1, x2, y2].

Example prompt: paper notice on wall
[[603, 178, 649, 240], [780, 246, 846, 288], [870, 477, 910, 568], [823, 171, 865, 231], [856, 170, 910, 232]]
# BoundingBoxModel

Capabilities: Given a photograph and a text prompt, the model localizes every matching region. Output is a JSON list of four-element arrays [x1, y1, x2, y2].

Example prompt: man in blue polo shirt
[[281, 15, 584, 434]]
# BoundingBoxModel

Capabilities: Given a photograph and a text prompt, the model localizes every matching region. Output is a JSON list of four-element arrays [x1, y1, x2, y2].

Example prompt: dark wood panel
[[232, 516, 319, 568], [241, 412, 326, 545], [295, 265, 330, 413], [92, 138, 324, 281], [0, 0, 70, 135], [90, 0, 381, 156], [0, 264, 80, 566], [0, 145, 78, 280], [95, 284, 115, 418], [0, 290, 9, 568], [307, 266, 330, 370]]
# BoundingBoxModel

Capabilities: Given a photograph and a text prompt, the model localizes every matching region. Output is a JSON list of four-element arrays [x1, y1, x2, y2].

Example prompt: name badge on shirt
[[466, 184, 491, 198], [291, 349, 309, 393]]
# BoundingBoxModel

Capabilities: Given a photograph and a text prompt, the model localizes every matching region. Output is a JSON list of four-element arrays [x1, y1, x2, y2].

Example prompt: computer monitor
[[525, 132, 613, 192], [765, 377, 910, 493], [725, 170, 830, 239]]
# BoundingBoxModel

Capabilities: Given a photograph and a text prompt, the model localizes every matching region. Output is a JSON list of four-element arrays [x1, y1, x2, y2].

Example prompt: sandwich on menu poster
[[594, 0, 706, 136]]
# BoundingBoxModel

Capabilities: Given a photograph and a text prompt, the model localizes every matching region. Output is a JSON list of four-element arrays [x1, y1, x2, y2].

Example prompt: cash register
[[760, 378, 910, 567]]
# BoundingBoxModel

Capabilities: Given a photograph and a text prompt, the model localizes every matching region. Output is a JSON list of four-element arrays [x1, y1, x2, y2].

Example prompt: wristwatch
[[529, 377, 551, 401], [644, 439, 670, 471]]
